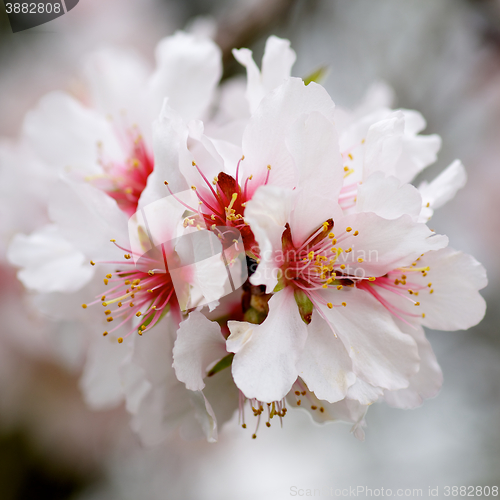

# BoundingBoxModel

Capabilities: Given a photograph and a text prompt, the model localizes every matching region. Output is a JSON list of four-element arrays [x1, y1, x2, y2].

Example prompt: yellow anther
[[104, 310, 111, 315], [102, 302, 108, 307], [322, 222, 329, 232], [337, 285, 343, 290], [140, 325, 146, 331], [101, 296, 106, 301], [267, 165, 272, 170], [408, 289, 414, 294], [164, 180, 169, 185], [110, 239, 116, 242], [430, 289, 434, 294], [106, 274, 112, 279], [340, 264, 346, 270], [124, 254, 131, 259], [427, 283, 432, 287], [308, 251, 314, 260], [82, 304, 87, 309], [344, 166, 349, 172], [103, 331, 108, 337], [211, 214, 216, 220], [90, 260, 95, 266], [117, 337, 123, 344], [191, 185, 196, 190], [342, 302, 347, 307], [117, 302, 122, 307], [192, 161, 196, 166], [133, 279, 140, 285], [327, 303, 333, 309], [130, 303, 134, 307], [322, 284, 328, 289], [368, 277, 376, 281], [422, 313, 426, 318], [136, 312, 142, 317], [328, 233, 335, 239], [148, 270, 155, 276], [124, 280, 131, 285], [346, 227, 352, 232], [353, 231, 359, 236], [107, 317, 114, 322], [357, 258, 364, 263], [138, 331, 143, 336], [414, 302, 420, 306], [348, 153, 353, 160], [103, 279, 109, 285]]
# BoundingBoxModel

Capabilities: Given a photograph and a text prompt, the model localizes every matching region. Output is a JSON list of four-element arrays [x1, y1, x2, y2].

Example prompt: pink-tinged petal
[[384, 321, 442, 409], [22, 92, 123, 174], [318, 287, 419, 390], [147, 32, 222, 123], [418, 159, 467, 222], [333, 212, 447, 277], [48, 177, 129, 261], [244, 185, 293, 291], [227, 287, 308, 402], [241, 78, 335, 193], [380, 247, 486, 331], [356, 172, 422, 221], [346, 378, 384, 405], [83, 46, 150, 122], [297, 311, 356, 403], [173, 312, 227, 391], [363, 111, 404, 179], [8, 225, 94, 293]]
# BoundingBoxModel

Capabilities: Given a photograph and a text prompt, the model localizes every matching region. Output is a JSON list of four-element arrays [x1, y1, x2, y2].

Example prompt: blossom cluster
[[3, 32, 487, 443]]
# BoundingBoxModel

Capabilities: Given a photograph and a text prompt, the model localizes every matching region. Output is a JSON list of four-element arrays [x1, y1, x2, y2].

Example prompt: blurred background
[[0, 0, 499, 498]]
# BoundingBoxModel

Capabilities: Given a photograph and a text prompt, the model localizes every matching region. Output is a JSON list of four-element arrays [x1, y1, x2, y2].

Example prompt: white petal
[[396, 133, 441, 184], [8, 225, 94, 293], [173, 312, 227, 391], [22, 92, 123, 174], [80, 331, 131, 410], [227, 287, 308, 402], [241, 78, 335, 194], [363, 111, 404, 179], [244, 184, 293, 291], [346, 378, 384, 405], [418, 159, 467, 221], [261, 36, 296, 96], [286, 111, 343, 246], [297, 311, 356, 403], [232, 47, 263, 115], [356, 172, 422, 220], [318, 287, 419, 390], [147, 32, 222, 123], [384, 321, 442, 409], [48, 176, 129, 261], [140, 103, 189, 207], [83, 46, 150, 121]]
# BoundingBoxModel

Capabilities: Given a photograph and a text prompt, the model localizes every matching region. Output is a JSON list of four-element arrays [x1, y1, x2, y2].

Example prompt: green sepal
[[294, 289, 314, 325], [207, 353, 235, 377]]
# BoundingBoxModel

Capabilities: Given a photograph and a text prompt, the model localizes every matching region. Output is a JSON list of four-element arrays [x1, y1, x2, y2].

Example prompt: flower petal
[[297, 310, 356, 403], [173, 312, 227, 391], [227, 287, 308, 402], [318, 287, 419, 390], [384, 321, 442, 409], [147, 32, 222, 123], [8, 225, 94, 293]]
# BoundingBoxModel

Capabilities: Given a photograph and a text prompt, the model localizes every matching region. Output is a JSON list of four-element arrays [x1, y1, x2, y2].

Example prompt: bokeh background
[[0, 0, 499, 498]]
